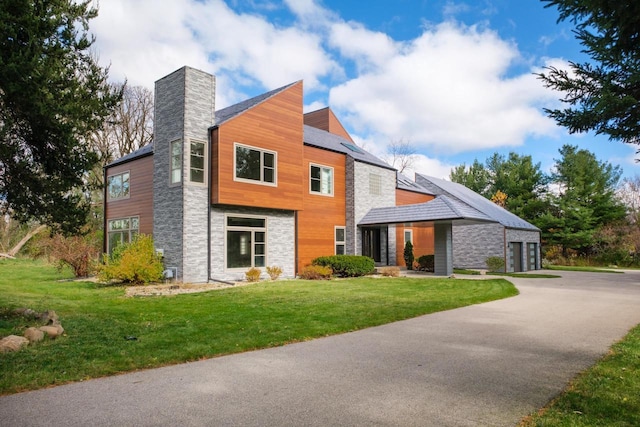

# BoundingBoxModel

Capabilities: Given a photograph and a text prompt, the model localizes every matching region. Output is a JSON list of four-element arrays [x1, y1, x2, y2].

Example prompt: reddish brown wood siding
[[297, 145, 346, 270], [105, 155, 154, 236], [395, 189, 435, 265], [212, 82, 304, 211], [304, 108, 354, 142]]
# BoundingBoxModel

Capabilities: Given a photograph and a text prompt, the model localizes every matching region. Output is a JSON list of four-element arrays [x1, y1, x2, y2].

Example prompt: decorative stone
[[0, 335, 29, 353], [39, 310, 59, 325], [24, 327, 45, 343], [14, 307, 38, 319], [39, 324, 64, 339]]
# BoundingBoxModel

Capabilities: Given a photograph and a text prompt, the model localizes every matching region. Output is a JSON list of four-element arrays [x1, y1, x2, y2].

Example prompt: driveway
[[1, 270, 639, 426]]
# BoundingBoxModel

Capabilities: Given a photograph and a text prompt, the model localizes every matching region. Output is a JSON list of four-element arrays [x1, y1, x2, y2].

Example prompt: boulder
[[39, 310, 59, 325], [39, 324, 64, 339], [0, 335, 29, 353], [13, 307, 38, 319], [24, 327, 45, 343]]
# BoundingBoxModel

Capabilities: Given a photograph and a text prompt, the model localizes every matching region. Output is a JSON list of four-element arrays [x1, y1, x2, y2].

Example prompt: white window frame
[[369, 173, 382, 195], [404, 229, 413, 245], [106, 171, 130, 201], [233, 143, 277, 186], [170, 139, 182, 185], [309, 163, 334, 196], [224, 214, 268, 270], [107, 216, 139, 253], [189, 140, 206, 184], [335, 226, 346, 255]]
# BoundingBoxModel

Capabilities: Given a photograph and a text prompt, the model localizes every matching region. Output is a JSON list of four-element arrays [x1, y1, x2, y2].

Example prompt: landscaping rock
[[0, 335, 29, 353], [39, 310, 59, 325], [39, 324, 64, 339], [13, 307, 38, 319], [24, 327, 45, 343]]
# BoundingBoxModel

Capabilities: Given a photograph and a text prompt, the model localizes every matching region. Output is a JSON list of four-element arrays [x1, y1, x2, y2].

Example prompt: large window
[[335, 226, 346, 255], [107, 171, 130, 200], [226, 216, 266, 269], [369, 173, 382, 195], [107, 216, 139, 253], [234, 143, 276, 185], [310, 164, 333, 196], [190, 141, 206, 183], [171, 140, 182, 184]]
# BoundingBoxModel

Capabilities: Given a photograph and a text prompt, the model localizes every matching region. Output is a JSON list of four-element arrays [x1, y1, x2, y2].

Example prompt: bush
[[44, 233, 101, 277], [378, 266, 400, 277], [266, 265, 283, 280], [486, 256, 505, 273], [403, 241, 414, 270], [299, 265, 333, 280], [98, 235, 164, 285], [245, 267, 261, 282], [312, 255, 375, 277], [417, 254, 434, 272]]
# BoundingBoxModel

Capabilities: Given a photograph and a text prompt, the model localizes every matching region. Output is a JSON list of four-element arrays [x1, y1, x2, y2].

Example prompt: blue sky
[[90, 0, 638, 180]]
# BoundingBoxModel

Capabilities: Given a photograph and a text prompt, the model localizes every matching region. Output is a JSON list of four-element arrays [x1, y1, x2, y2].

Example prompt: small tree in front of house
[[404, 241, 414, 270]]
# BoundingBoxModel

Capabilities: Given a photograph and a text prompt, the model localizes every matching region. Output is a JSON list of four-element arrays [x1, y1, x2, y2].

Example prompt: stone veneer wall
[[452, 223, 504, 269], [505, 228, 541, 271], [209, 206, 295, 281], [153, 67, 215, 282]]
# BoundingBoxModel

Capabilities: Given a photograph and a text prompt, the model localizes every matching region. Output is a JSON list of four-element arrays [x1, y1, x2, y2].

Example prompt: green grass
[[0, 258, 518, 395], [453, 268, 481, 275], [521, 323, 640, 426], [489, 272, 561, 279], [545, 265, 623, 274]]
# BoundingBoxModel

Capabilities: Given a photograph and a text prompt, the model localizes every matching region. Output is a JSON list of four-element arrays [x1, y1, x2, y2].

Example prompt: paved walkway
[[1, 270, 639, 426]]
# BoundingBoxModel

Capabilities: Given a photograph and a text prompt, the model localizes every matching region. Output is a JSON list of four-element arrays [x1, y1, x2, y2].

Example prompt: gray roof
[[105, 143, 153, 168], [415, 174, 540, 231], [396, 172, 434, 195], [303, 125, 395, 170], [359, 195, 494, 226]]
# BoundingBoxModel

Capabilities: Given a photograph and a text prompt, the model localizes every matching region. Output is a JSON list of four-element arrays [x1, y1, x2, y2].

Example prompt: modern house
[[104, 66, 540, 282]]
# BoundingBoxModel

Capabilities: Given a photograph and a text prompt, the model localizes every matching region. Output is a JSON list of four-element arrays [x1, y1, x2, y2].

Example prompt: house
[[104, 66, 540, 282]]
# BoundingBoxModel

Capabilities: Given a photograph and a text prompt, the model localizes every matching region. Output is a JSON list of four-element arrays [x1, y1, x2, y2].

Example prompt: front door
[[362, 228, 381, 262], [512, 242, 523, 272]]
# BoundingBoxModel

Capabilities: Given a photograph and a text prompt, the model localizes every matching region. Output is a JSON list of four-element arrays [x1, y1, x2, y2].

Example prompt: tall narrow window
[[226, 216, 267, 269], [171, 140, 182, 184], [310, 164, 333, 196], [234, 143, 276, 185], [369, 173, 382, 195], [190, 141, 205, 183], [335, 226, 346, 255], [107, 171, 130, 200], [404, 229, 413, 245]]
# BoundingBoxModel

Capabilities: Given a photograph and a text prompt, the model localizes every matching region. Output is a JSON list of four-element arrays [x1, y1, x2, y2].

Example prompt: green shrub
[[486, 256, 505, 273], [245, 267, 261, 282], [312, 255, 375, 277], [379, 266, 400, 277], [299, 265, 333, 280], [403, 241, 414, 270], [417, 254, 434, 272], [98, 235, 164, 285], [266, 265, 283, 280]]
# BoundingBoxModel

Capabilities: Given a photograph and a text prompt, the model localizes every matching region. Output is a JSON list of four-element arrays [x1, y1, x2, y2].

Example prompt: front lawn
[[0, 258, 518, 395]]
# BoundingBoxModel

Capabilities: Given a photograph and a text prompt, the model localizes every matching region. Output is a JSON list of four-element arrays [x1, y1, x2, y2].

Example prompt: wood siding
[[105, 155, 154, 236], [304, 108, 354, 142], [212, 82, 304, 211], [297, 145, 346, 271], [395, 189, 435, 265]]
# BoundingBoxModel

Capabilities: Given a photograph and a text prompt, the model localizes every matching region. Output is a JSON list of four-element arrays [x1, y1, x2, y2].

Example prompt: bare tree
[[384, 139, 417, 173], [618, 175, 640, 223]]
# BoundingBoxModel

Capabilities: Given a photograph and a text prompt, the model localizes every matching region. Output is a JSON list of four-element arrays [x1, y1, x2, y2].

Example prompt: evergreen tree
[[449, 159, 491, 196], [0, 0, 121, 234]]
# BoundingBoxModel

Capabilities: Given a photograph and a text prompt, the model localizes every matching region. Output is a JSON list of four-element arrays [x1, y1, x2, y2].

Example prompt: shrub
[[403, 241, 414, 270], [98, 235, 164, 285], [312, 255, 375, 277], [245, 267, 261, 282], [379, 266, 400, 277], [265, 265, 283, 280], [417, 254, 435, 272], [486, 256, 505, 273], [299, 265, 333, 280], [44, 233, 101, 277]]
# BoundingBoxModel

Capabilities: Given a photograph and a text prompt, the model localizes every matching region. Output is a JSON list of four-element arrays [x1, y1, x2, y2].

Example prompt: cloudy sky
[[89, 0, 638, 179]]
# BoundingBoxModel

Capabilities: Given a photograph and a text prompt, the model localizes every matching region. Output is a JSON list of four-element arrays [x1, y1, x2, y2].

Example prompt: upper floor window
[[171, 140, 182, 184], [369, 173, 382, 195], [310, 164, 333, 196], [107, 171, 130, 200], [190, 141, 206, 184], [234, 143, 276, 185]]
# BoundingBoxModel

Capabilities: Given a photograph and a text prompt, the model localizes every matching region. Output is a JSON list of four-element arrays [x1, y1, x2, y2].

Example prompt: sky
[[89, 0, 638, 181]]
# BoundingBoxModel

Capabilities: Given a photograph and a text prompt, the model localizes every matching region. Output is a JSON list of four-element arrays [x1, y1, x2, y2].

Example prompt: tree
[[384, 139, 416, 173], [449, 159, 490, 195], [617, 175, 640, 224], [0, 0, 121, 234], [538, 0, 640, 150]]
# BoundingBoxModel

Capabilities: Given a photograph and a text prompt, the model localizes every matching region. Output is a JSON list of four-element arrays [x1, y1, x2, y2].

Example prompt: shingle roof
[[396, 172, 434, 195], [414, 174, 540, 231], [303, 125, 395, 170], [105, 143, 154, 168], [359, 195, 494, 226]]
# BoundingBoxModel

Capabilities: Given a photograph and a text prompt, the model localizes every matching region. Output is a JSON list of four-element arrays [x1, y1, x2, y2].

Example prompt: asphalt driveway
[[1, 270, 639, 426]]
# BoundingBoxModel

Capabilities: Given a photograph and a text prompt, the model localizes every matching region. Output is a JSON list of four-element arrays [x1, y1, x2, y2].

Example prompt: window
[[171, 140, 182, 184], [226, 216, 267, 269], [335, 226, 346, 255], [190, 141, 206, 183], [107, 171, 130, 200], [234, 143, 276, 185], [310, 164, 333, 195], [107, 216, 139, 253], [341, 142, 364, 154], [369, 173, 382, 195], [404, 229, 413, 245]]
